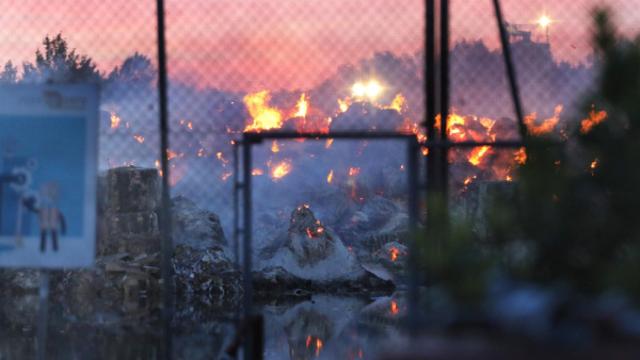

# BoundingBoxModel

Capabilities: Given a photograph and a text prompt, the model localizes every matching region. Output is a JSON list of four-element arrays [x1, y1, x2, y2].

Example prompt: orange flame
[[524, 105, 563, 135], [348, 167, 361, 177], [580, 107, 607, 134], [252, 168, 264, 176], [325, 138, 334, 149], [327, 169, 334, 184], [293, 93, 308, 118], [468, 146, 491, 166], [133, 135, 145, 144], [514, 147, 527, 165], [271, 140, 280, 153], [384, 94, 406, 113], [221, 172, 232, 181], [244, 90, 283, 132]]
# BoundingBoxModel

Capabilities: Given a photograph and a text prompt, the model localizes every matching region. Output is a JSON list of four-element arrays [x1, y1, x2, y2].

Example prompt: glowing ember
[[306, 228, 313, 238], [216, 152, 229, 164], [221, 172, 232, 181], [270, 160, 292, 181], [325, 138, 334, 149], [167, 150, 179, 160], [327, 169, 334, 184], [348, 167, 361, 177], [271, 140, 280, 153], [463, 175, 477, 186], [468, 146, 491, 166], [514, 147, 527, 165], [252, 168, 264, 176], [243, 90, 283, 132], [338, 98, 351, 113], [293, 93, 308, 118], [133, 135, 145, 144], [390, 300, 399, 315], [306, 335, 312, 348], [110, 112, 121, 129], [580, 107, 607, 134], [197, 148, 205, 157], [389, 246, 400, 262], [315, 338, 323, 357]]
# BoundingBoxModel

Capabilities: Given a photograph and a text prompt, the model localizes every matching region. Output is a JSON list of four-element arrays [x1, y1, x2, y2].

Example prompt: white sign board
[[0, 84, 98, 268]]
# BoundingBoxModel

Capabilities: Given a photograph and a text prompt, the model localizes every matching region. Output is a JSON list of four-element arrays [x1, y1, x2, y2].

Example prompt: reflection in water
[[0, 293, 404, 359]]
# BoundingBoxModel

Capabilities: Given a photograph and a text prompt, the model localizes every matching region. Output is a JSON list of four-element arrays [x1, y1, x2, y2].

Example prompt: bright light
[[537, 15, 552, 28], [351, 79, 384, 101]]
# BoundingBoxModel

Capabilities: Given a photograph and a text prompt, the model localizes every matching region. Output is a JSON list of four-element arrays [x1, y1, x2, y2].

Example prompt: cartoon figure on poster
[[0, 84, 97, 268]]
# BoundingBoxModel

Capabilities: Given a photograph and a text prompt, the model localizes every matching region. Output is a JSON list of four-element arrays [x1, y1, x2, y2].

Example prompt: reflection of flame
[[252, 168, 264, 176], [327, 169, 334, 184], [133, 135, 145, 144], [244, 90, 283, 132], [221, 172, 232, 181], [325, 138, 334, 149], [348, 167, 360, 177], [581, 107, 607, 134], [270, 160, 292, 181]]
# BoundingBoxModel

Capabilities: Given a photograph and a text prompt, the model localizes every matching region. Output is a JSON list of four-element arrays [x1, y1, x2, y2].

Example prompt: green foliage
[[489, 9, 640, 299]]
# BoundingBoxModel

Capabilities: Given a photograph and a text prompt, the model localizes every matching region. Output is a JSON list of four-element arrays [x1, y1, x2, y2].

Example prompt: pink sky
[[0, 0, 637, 91]]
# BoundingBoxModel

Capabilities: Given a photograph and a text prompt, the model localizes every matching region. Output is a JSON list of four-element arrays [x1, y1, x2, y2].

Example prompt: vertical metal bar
[[406, 138, 420, 337], [36, 271, 49, 360], [492, 0, 527, 139], [233, 142, 240, 265], [425, 0, 437, 192], [439, 0, 450, 199], [241, 138, 255, 360], [156, 0, 174, 358]]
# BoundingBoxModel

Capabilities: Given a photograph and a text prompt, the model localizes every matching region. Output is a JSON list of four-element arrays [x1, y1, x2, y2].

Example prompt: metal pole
[[233, 142, 240, 265], [406, 139, 420, 337], [156, 0, 174, 358], [425, 0, 437, 193], [36, 271, 49, 360], [241, 138, 256, 360], [492, 0, 527, 139], [439, 0, 450, 200]]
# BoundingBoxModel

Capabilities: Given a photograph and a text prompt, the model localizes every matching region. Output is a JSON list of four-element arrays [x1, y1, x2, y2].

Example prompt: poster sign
[[0, 84, 98, 268]]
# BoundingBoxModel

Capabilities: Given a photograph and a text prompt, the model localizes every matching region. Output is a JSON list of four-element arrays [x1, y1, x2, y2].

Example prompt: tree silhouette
[[22, 33, 101, 84], [0, 61, 18, 84]]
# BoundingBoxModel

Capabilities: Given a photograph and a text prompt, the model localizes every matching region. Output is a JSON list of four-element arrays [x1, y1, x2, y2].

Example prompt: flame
[[327, 169, 334, 184], [244, 90, 283, 132], [271, 140, 280, 153], [348, 167, 361, 177], [390, 300, 399, 315], [325, 138, 334, 149], [197, 148, 205, 157], [133, 135, 145, 144], [270, 160, 292, 181], [167, 149, 179, 160], [338, 97, 351, 113], [293, 93, 308, 118], [537, 14, 552, 28], [110, 112, 121, 129], [468, 146, 491, 166], [221, 172, 232, 181], [384, 94, 406, 113], [580, 107, 607, 134], [352, 80, 383, 100], [524, 105, 563, 135]]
